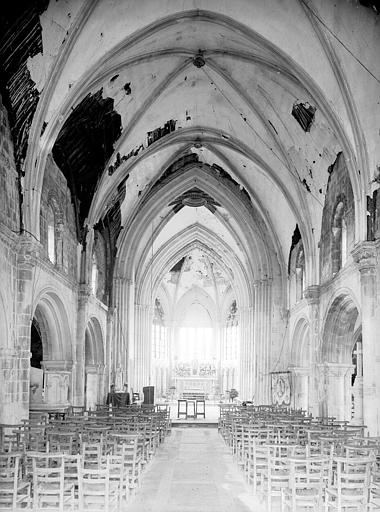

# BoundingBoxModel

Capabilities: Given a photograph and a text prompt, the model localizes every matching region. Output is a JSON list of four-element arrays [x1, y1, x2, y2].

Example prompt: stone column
[[304, 285, 320, 416], [289, 366, 309, 411], [239, 306, 254, 401], [352, 241, 380, 434], [85, 363, 99, 411], [74, 284, 90, 406], [15, 237, 40, 421], [134, 303, 152, 395], [253, 279, 272, 404], [113, 277, 134, 389], [324, 363, 353, 421], [0, 348, 30, 423]]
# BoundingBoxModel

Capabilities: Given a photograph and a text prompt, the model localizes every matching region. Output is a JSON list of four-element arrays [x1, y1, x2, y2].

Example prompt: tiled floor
[[125, 428, 266, 512]]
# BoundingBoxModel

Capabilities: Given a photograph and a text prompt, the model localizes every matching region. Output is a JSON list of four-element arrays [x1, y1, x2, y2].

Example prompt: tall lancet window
[[91, 253, 98, 295], [332, 200, 346, 275], [47, 205, 56, 264]]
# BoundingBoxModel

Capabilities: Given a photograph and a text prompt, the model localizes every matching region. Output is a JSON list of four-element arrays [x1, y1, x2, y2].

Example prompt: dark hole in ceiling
[[291, 101, 316, 132], [93, 177, 126, 307], [359, 0, 380, 13], [0, 0, 49, 172], [52, 88, 122, 241], [170, 256, 186, 273]]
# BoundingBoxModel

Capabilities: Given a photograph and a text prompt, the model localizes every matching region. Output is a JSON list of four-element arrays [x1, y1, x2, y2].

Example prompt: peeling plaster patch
[[147, 119, 176, 147], [291, 101, 316, 132], [302, 178, 311, 193], [108, 144, 144, 175], [124, 82, 131, 95], [28, 0, 81, 93], [40, 121, 47, 136]]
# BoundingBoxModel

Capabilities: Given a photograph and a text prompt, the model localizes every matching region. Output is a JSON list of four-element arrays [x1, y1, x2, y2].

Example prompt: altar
[[174, 377, 216, 397]]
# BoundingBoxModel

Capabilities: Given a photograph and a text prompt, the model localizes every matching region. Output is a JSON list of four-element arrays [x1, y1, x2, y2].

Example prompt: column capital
[[352, 241, 377, 273], [304, 285, 320, 305], [323, 362, 354, 377], [288, 365, 310, 376]]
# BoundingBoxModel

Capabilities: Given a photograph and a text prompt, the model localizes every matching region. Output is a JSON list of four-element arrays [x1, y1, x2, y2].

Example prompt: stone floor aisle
[[124, 428, 266, 512]]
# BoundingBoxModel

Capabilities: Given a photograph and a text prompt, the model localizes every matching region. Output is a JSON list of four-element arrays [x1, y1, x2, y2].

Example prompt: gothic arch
[[85, 317, 105, 366], [321, 291, 361, 364], [290, 317, 311, 368], [32, 290, 73, 362]]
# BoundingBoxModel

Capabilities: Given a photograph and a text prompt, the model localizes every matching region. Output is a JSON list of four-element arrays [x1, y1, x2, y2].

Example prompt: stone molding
[[288, 365, 310, 376], [323, 362, 354, 377], [352, 241, 377, 273], [41, 360, 73, 371]]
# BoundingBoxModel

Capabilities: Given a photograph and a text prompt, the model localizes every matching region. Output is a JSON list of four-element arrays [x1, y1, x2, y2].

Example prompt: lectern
[[143, 386, 154, 405]]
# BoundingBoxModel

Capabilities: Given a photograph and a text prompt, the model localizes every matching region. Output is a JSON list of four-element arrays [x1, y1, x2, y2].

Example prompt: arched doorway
[[321, 293, 362, 421]]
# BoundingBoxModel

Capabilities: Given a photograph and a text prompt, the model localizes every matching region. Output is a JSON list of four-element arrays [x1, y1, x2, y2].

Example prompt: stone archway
[[30, 292, 73, 412], [84, 317, 105, 411], [320, 293, 360, 421], [289, 318, 311, 411]]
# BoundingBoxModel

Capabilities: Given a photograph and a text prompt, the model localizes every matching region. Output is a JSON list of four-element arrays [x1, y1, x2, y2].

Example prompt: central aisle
[[125, 428, 266, 512]]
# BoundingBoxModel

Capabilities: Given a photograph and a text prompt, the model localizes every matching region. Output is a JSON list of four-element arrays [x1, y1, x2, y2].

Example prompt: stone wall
[[0, 93, 19, 232], [39, 154, 78, 280], [320, 153, 355, 283]]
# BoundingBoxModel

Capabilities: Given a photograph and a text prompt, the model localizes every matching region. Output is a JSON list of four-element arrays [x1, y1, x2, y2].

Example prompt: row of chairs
[[219, 404, 380, 511], [0, 404, 172, 511]]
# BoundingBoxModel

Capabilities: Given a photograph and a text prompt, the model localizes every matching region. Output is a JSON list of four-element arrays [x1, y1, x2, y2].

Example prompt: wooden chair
[[29, 452, 75, 512], [281, 454, 332, 512], [370, 468, 380, 511], [260, 443, 302, 510], [0, 452, 31, 511], [325, 454, 374, 511], [77, 454, 119, 512]]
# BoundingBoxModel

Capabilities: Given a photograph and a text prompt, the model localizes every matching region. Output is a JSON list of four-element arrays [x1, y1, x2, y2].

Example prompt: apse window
[[47, 205, 56, 264]]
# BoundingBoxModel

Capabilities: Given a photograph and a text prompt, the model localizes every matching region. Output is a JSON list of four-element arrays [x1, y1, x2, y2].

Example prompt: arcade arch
[[321, 292, 362, 422], [84, 317, 105, 411]]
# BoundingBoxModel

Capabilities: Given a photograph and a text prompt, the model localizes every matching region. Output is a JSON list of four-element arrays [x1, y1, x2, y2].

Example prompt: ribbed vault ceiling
[[1, 0, 379, 299]]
